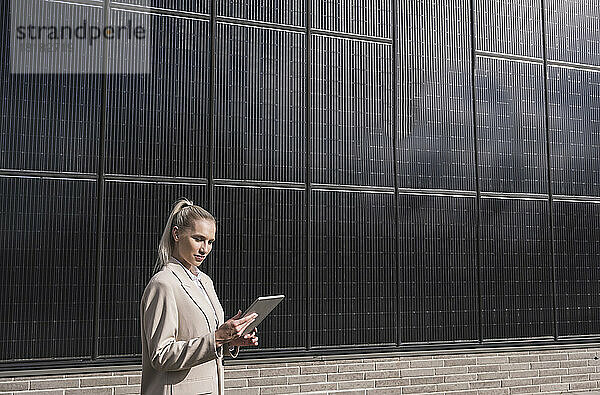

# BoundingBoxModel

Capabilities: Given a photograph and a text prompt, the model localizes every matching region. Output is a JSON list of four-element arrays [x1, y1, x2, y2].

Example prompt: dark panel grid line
[[480, 198, 554, 340], [554, 201, 600, 337], [397, 0, 477, 191], [475, 57, 549, 194], [0, 178, 97, 361], [311, 191, 397, 346], [99, 182, 207, 357], [104, 13, 211, 178], [213, 187, 307, 351], [311, 35, 395, 187], [214, 23, 306, 183], [398, 194, 479, 343], [474, 0, 543, 58]]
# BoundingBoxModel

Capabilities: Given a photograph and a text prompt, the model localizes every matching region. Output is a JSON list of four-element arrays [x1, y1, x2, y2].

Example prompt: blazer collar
[[165, 257, 221, 329]]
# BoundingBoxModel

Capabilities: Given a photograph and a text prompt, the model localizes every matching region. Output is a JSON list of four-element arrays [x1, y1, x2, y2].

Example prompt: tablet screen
[[241, 295, 285, 336]]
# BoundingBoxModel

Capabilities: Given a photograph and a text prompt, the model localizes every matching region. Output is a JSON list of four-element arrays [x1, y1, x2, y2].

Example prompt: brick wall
[[1, 346, 599, 394]]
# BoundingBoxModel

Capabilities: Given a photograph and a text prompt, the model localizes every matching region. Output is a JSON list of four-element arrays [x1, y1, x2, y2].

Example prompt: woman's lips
[[194, 255, 205, 261]]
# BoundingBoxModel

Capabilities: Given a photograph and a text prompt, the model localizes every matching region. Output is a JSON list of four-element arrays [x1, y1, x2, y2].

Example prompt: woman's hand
[[228, 327, 258, 347], [215, 310, 257, 348]]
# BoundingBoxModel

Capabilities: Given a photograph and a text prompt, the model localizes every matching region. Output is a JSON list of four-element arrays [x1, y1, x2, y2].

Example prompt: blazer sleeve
[[142, 279, 220, 371]]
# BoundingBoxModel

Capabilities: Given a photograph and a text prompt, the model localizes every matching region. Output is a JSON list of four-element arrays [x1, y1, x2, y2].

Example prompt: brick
[[0, 381, 29, 391], [568, 366, 595, 375], [337, 380, 375, 389], [568, 352, 596, 360], [70, 373, 112, 378], [15, 376, 64, 381], [409, 376, 444, 385], [65, 389, 112, 395], [508, 370, 538, 379], [477, 356, 509, 365], [334, 391, 368, 395], [363, 357, 399, 363], [114, 385, 141, 394], [338, 363, 375, 372], [508, 356, 538, 363], [404, 355, 433, 362], [441, 391, 477, 395], [539, 383, 569, 392], [477, 372, 509, 381], [468, 365, 500, 373], [444, 358, 476, 367], [476, 389, 509, 395], [499, 363, 530, 371], [225, 389, 260, 395], [299, 382, 337, 392], [287, 374, 327, 384], [80, 376, 127, 387], [30, 378, 79, 390], [409, 359, 444, 368], [374, 378, 410, 387], [569, 380, 597, 390], [531, 376, 560, 385], [434, 366, 468, 375], [538, 354, 567, 362], [225, 369, 261, 379], [127, 375, 141, 385], [365, 370, 401, 379], [260, 385, 300, 394], [248, 376, 287, 386], [444, 373, 477, 383], [436, 382, 470, 392], [224, 378, 247, 388], [560, 359, 588, 368], [536, 368, 567, 377], [529, 361, 559, 370], [560, 374, 589, 383], [500, 378, 532, 387], [14, 391, 64, 395], [469, 380, 501, 389], [367, 389, 405, 395], [327, 372, 365, 382], [591, 372, 600, 380], [400, 384, 437, 394], [253, 363, 288, 368], [508, 385, 540, 394], [375, 361, 409, 370], [225, 365, 249, 370], [300, 365, 338, 375], [260, 367, 300, 377], [401, 368, 435, 377]]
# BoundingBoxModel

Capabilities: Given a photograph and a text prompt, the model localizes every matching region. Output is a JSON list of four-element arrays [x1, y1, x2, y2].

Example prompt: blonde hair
[[154, 198, 216, 273]]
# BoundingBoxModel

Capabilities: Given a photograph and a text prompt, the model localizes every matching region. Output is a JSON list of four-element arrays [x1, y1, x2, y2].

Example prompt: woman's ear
[[171, 226, 179, 242]]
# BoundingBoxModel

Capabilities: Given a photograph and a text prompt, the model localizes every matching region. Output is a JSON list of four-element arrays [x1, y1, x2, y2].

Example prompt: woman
[[140, 199, 258, 394]]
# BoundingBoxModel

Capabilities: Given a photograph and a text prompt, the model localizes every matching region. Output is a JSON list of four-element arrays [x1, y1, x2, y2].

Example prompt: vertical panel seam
[[540, 0, 558, 341], [207, 0, 216, 213], [469, 0, 483, 344], [92, 0, 111, 360], [391, 0, 401, 346], [305, 0, 312, 351]]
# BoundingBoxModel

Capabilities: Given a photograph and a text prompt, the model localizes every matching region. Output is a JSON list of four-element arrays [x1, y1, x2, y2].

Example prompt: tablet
[[241, 295, 285, 336]]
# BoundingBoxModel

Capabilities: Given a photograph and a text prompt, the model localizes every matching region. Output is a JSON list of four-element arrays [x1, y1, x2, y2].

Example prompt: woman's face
[[172, 219, 216, 269]]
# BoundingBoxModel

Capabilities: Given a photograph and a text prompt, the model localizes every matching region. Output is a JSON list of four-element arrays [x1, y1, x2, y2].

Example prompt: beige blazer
[[140, 258, 238, 395]]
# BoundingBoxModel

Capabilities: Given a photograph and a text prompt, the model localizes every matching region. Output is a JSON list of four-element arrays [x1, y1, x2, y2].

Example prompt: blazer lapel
[[166, 260, 218, 331], [198, 274, 225, 326]]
